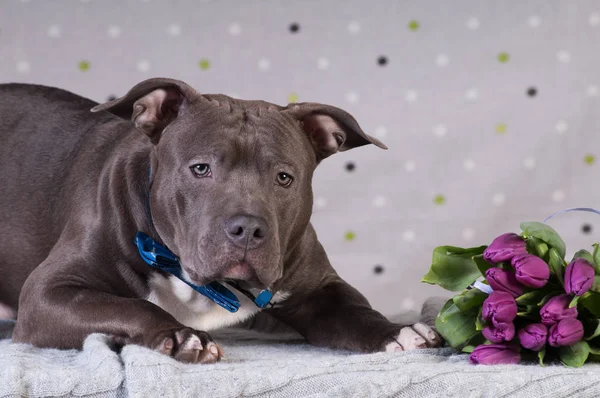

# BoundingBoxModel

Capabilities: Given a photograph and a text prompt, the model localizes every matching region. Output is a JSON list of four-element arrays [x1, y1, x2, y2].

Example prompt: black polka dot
[[345, 162, 356, 172], [582, 224, 592, 234], [373, 264, 384, 274], [289, 23, 300, 33], [377, 56, 388, 66], [527, 87, 537, 97], [107, 95, 117, 102]]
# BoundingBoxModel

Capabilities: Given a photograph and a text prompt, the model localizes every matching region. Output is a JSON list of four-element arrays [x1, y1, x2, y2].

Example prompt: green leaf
[[559, 341, 590, 367], [472, 254, 493, 277], [453, 288, 487, 312], [593, 243, 600, 271], [435, 299, 479, 347], [574, 249, 595, 265], [584, 319, 600, 341], [475, 305, 485, 331], [527, 237, 549, 260], [516, 289, 551, 306], [580, 291, 600, 317], [520, 222, 566, 259], [422, 245, 487, 292], [462, 345, 475, 353], [548, 248, 565, 285], [591, 276, 600, 293], [569, 296, 580, 308], [538, 346, 546, 366], [588, 344, 600, 355]]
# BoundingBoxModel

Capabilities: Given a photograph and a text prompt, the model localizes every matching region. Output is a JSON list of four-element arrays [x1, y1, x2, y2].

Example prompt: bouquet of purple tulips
[[422, 221, 600, 367]]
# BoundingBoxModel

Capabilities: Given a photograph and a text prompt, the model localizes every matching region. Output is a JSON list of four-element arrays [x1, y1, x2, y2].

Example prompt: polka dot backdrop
[[2, 0, 600, 315]]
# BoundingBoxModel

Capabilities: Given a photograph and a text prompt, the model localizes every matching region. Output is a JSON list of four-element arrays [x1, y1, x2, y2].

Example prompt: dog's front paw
[[150, 327, 224, 364], [385, 323, 443, 352]]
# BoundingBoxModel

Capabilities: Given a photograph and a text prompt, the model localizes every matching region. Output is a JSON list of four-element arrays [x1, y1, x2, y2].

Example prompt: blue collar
[[135, 166, 273, 313], [135, 232, 274, 313]]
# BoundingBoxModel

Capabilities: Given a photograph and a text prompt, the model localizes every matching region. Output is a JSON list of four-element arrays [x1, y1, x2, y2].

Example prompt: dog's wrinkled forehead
[[91, 77, 387, 160]]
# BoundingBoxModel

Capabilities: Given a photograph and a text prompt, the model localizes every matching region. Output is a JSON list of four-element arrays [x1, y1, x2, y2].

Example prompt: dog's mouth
[[220, 261, 265, 289]]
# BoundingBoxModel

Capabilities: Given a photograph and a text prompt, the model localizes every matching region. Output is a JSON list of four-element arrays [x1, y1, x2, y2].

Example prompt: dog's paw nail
[[208, 343, 218, 356]]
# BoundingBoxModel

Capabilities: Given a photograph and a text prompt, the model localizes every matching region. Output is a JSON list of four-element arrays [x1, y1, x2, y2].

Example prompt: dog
[[0, 78, 442, 363]]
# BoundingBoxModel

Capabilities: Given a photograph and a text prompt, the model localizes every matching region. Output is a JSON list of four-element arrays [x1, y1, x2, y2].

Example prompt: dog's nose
[[225, 214, 269, 249]]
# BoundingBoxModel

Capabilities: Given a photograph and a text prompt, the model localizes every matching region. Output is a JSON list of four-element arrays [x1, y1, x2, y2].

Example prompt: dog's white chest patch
[[146, 274, 288, 331]]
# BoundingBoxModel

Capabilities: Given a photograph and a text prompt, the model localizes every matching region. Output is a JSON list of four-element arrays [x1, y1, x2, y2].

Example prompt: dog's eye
[[190, 163, 211, 178], [276, 172, 293, 187]]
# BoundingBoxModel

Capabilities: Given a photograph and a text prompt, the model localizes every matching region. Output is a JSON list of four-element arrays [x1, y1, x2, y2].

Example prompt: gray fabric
[[2, 334, 600, 398]]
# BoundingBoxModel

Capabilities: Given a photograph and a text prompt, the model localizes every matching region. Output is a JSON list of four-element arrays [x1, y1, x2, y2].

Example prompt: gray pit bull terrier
[[0, 78, 441, 364]]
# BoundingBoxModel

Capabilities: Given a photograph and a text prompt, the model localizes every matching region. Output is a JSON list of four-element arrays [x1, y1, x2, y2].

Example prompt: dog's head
[[92, 78, 386, 288]]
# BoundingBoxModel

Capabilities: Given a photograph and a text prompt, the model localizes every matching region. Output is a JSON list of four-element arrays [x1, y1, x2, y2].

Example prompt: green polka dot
[[495, 123, 507, 134], [198, 59, 211, 70], [78, 60, 90, 72], [497, 52, 510, 63], [408, 20, 420, 31], [287, 93, 299, 103], [344, 231, 356, 242], [433, 195, 446, 205], [584, 154, 596, 165]]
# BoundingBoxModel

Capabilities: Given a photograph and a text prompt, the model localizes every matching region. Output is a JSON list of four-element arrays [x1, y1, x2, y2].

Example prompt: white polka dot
[[314, 197, 327, 209], [167, 24, 181, 37], [435, 54, 449, 67], [372, 195, 387, 208], [492, 193, 506, 206], [228, 23, 241, 36], [317, 57, 330, 70], [523, 156, 536, 170], [555, 120, 569, 134], [466, 17, 480, 30], [374, 126, 388, 138], [462, 228, 475, 241], [590, 12, 600, 26], [404, 90, 418, 102], [137, 59, 151, 72], [258, 58, 271, 72], [404, 160, 416, 172], [345, 91, 359, 104], [107, 25, 122, 38], [16, 61, 30, 74], [528, 15, 542, 28], [402, 230, 416, 242], [557, 50, 571, 63], [465, 88, 479, 101], [552, 189, 566, 203], [47, 24, 61, 38], [463, 159, 476, 171], [587, 85, 599, 97], [401, 297, 416, 310], [347, 21, 361, 34], [433, 124, 447, 137]]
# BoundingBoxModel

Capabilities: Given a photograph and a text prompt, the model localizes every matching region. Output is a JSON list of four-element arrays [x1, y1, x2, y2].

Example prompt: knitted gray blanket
[[1, 332, 600, 398]]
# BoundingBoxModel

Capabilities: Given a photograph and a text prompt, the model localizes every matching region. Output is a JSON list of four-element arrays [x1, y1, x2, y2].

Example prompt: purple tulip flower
[[564, 258, 595, 296], [486, 268, 524, 298], [482, 322, 515, 343], [483, 233, 528, 264], [482, 291, 518, 326], [548, 318, 584, 347], [518, 323, 547, 351], [511, 253, 550, 288], [540, 294, 578, 325], [469, 343, 521, 365]]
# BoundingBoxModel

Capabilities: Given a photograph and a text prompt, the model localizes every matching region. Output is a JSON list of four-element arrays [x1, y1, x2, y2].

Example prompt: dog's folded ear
[[91, 78, 198, 144], [282, 102, 387, 160]]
